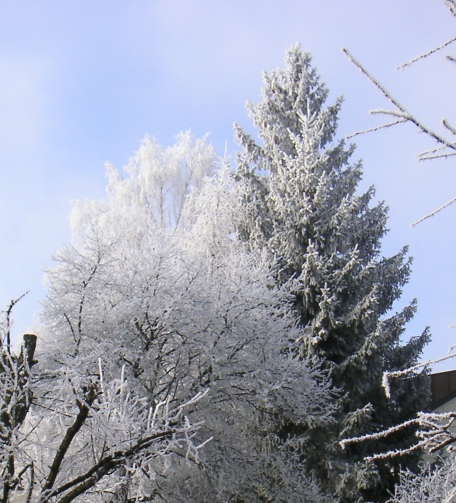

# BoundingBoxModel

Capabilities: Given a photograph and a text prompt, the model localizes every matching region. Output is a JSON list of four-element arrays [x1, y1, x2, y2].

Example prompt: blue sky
[[1, 0, 455, 369]]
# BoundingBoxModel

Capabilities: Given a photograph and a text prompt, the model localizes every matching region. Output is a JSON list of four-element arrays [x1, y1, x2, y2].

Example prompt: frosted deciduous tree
[[234, 45, 430, 502], [0, 295, 37, 502], [0, 301, 206, 502], [387, 455, 456, 503], [34, 133, 334, 502]]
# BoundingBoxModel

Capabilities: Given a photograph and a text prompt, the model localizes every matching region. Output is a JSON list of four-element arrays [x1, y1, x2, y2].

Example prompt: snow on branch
[[411, 195, 456, 226], [343, 45, 456, 225], [340, 417, 419, 451], [341, 348, 456, 460], [342, 48, 455, 156], [345, 118, 408, 140], [1, 292, 29, 352], [340, 410, 456, 461], [443, 118, 456, 136], [396, 36, 456, 70], [445, 0, 456, 17], [379, 349, 456, 399]]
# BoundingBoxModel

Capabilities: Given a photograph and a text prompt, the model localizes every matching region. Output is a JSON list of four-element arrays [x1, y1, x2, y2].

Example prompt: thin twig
[[4, 292, 29, 352], [342, 49, 407, 113], [419, 145, 447, 157], [342, 48, 454, 150], [344, 119, 408, 140], [445, 0, 456, 17], [419, 152, 456, 161], [411, 195, 456, 227], [443, 118, 456, 136], [397, 36, 456, 69]]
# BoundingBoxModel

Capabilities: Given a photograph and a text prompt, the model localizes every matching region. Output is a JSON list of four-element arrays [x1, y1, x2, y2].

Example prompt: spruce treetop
[[235, 45, 430, 502]]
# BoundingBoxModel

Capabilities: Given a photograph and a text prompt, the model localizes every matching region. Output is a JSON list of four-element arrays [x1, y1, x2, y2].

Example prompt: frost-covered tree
[[0, 299, 206, 503], [22, 368, 206, 502], [0, 296, 37, 502], [387, 455, 456, 503], [234, 46, 430, 502], [30, 132, 334, 502]]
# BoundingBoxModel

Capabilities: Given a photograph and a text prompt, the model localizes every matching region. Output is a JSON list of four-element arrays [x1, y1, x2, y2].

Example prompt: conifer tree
[[234, 45, 430, 502]]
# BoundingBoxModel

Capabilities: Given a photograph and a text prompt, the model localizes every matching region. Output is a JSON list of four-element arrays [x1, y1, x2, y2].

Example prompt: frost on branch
[[34, 132, 334, 502], [343, 0, 456, 224], [342, 348, 456, 462], [387, 455, 456, 503], [16, 364, 207, 502], [71, 131, 215, 239], [0, 295, 37, 503]]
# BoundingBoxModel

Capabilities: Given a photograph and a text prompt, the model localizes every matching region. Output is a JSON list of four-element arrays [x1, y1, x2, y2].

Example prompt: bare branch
[[343, 48, 455, 151], [419, 151, 456, 161], [342, 49, 407, 113], [370, 109, 410, 119], [445, 0, 456, 17], [344, 119, 408, 140], [418, 144, 448, 158], [340, 417, 419, 450], [48, 429, 177, 503], [382, 350, 456, 398], [3, 292, 29, 352], [344, 45, 456, 227], [443, 118, 456, 136], [41, 383, 98, 495], [397, 36, 456, 69], [411, 195, 456, 226]]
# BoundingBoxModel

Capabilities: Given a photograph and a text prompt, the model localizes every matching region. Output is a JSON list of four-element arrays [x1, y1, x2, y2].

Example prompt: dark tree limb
[[41, 383, 98, 496], [44, 429, 176, 503]]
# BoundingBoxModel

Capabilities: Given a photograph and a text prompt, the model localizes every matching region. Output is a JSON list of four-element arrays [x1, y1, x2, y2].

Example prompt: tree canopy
[[0, 40, 443, 502]]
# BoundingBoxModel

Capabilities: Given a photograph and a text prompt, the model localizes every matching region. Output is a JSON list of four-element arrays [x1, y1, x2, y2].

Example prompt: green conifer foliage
[[234, 45, 430, 502]]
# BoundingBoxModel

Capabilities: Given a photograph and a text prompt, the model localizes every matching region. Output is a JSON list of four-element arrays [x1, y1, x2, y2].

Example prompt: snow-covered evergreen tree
[[31, 132, 334, 502], [234, 45, 430, 502]]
